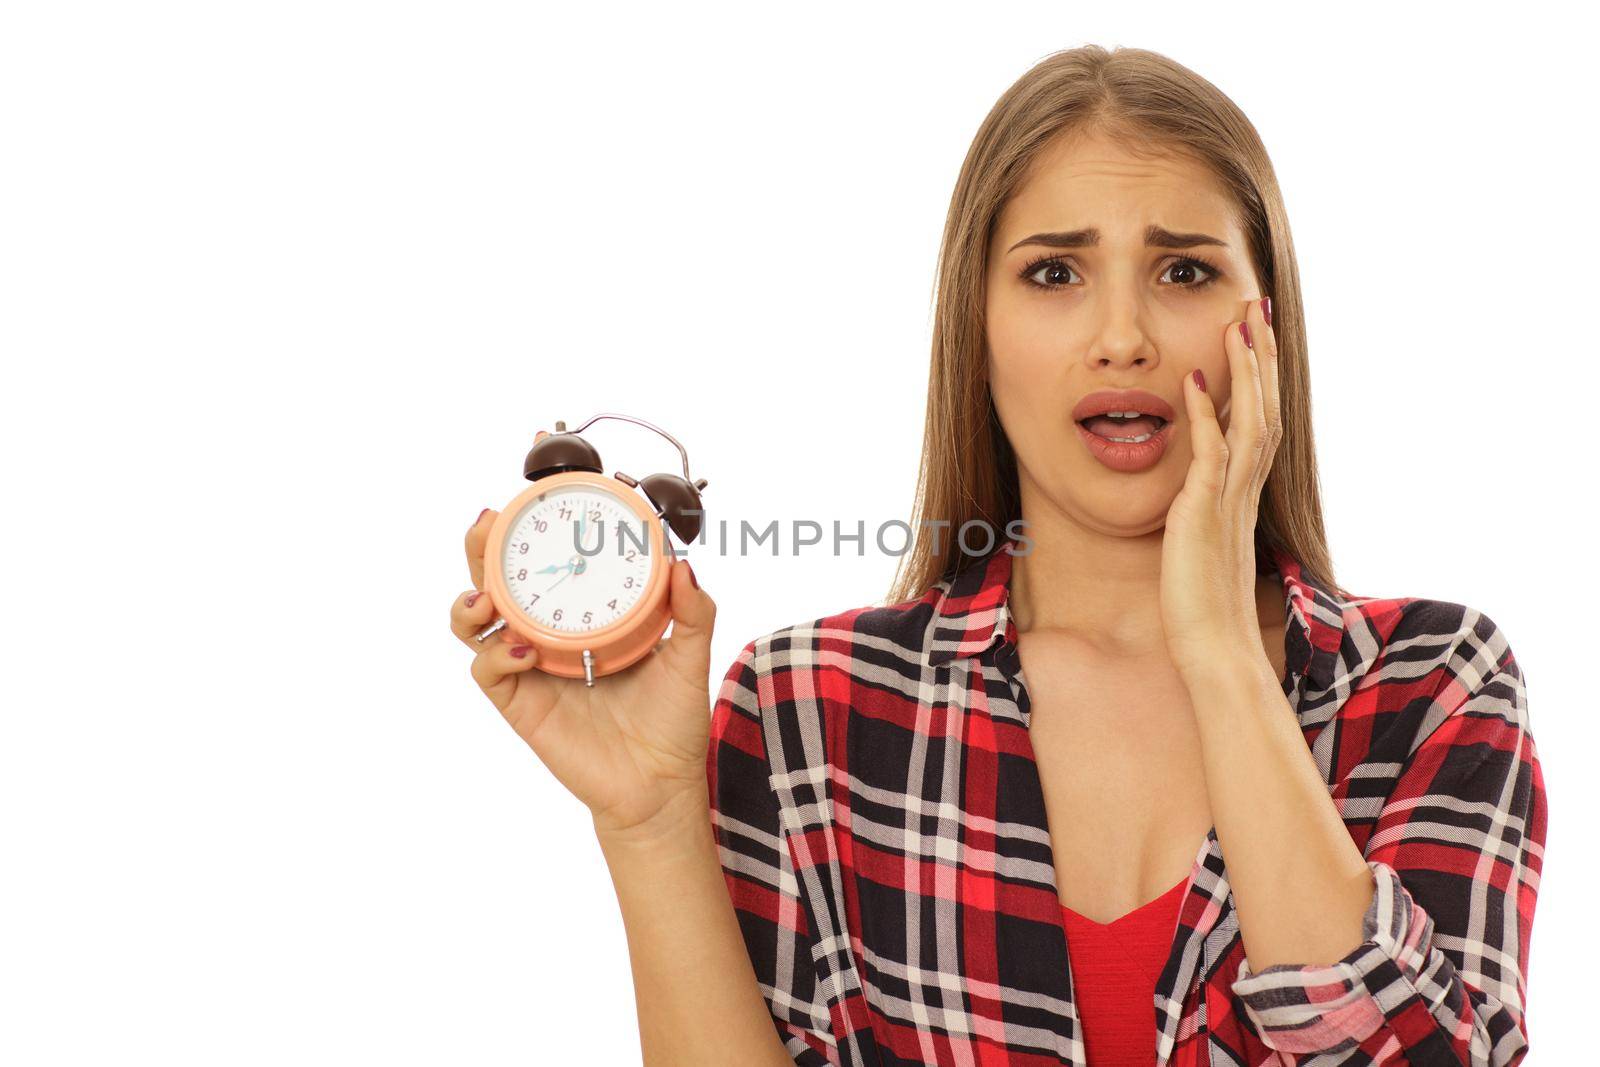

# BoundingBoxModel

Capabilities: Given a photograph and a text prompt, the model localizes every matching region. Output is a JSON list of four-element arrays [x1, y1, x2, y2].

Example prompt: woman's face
[[985, 128, 1264, 537]]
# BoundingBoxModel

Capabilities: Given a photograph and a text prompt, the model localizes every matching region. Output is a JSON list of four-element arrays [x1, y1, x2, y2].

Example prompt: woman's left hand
[[1160, 296, 1281, 681]]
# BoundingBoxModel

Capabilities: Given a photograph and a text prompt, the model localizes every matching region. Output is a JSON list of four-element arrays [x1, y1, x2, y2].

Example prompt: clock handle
[[561, 412, 700, 484]]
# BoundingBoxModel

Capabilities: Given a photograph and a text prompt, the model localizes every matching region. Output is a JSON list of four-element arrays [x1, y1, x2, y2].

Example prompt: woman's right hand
[[449, 508, 720, 840]]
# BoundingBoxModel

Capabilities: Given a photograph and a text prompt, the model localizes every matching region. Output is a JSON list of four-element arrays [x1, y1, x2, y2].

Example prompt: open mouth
[[1076, 414, 1170, 443]]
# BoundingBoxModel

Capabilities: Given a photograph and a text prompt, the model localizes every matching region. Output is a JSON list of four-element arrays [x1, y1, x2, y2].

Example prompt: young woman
[[450, 46, 1546, 1067]]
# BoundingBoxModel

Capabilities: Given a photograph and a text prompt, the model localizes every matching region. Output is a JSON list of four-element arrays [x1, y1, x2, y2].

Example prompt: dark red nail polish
[[1193, 369, 1207, 393], [465, 591, 481, 608], [473, 507, 490, 527], [509, 645, 530, 659], [1239, 321, 1253, 348], [686, 561, 698, 589], [1261, 296, 1272, 327]]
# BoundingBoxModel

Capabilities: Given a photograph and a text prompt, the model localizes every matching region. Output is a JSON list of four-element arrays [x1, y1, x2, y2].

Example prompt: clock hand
[[545, 555, 584, 592]]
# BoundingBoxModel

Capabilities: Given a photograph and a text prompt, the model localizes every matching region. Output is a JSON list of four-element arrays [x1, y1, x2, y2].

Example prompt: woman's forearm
[[595, 786, 796, 1067]]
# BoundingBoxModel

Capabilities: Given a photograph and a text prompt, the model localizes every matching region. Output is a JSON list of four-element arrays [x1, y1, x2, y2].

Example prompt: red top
[[1060, 874, 1192, 1066]]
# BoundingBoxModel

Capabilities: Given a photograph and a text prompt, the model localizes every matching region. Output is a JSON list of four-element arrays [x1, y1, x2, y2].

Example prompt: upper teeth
[[1106, 411, 1155, 419]]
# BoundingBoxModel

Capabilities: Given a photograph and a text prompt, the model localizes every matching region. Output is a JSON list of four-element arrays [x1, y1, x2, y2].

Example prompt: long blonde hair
[[885, 44, 1344, 605]]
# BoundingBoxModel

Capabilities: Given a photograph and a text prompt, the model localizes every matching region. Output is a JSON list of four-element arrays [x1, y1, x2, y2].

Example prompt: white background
[[3, 1, 1591, 1063]]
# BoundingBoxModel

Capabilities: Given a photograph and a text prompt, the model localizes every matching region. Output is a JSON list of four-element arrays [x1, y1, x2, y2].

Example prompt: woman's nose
[[1084, 299, 1154, 367]]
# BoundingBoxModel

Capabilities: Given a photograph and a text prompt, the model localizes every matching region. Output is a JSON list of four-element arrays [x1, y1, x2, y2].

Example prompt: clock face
[[499, 483, 658, 635]]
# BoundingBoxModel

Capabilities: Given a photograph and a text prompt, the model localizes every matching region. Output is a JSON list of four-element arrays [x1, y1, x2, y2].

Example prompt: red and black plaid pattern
[[706, 538, 1545, 1065]]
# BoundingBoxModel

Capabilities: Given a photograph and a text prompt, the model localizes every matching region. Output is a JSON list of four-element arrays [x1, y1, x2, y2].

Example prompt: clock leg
[[582, 649, 595, 687]]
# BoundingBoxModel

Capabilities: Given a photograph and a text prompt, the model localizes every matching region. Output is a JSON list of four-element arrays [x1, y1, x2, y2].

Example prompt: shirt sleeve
[[706, 639, 837, 1067], [1230, 623, 1546, 1065]]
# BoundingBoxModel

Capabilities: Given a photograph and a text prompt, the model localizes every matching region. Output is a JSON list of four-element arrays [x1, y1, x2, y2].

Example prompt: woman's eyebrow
[[1005, 225, 1228, 253]]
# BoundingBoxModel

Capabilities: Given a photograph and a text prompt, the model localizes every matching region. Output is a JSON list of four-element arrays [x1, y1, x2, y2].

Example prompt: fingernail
[[465, 591, 482, 608], [1192, 369, 1207, 393], [1260, 296, 1272, 327], [686, 561, 699, 589], [473, 507, 490, 528], [1239, 321, 1253, 348], [509, 645, 531, 659]]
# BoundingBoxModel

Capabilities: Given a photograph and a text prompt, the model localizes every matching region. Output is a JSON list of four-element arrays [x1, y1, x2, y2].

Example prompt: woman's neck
[[1009, 528, 1169, 657], [1007, 521, 1287, 670]]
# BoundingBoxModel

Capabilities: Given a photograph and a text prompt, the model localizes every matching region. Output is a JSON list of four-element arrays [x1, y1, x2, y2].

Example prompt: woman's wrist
[[592, 783, 714, 859]]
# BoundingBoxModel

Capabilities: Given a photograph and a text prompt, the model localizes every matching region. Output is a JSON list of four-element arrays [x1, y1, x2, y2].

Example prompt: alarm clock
[[473, 412, 707, 686]]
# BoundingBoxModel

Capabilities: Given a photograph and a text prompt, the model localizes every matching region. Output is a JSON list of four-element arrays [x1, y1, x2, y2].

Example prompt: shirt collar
[[926, 537, 1344, 690]]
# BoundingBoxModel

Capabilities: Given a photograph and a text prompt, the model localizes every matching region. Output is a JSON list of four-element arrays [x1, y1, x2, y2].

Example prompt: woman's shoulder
[[1389, 594, 1519, 664], [1272, 543, 1522, 697], [1310, 581, 1530, 768], [711, 575, 960, 755], [1338, 585, 1521, 688], [1385, 594, 1526, 721]]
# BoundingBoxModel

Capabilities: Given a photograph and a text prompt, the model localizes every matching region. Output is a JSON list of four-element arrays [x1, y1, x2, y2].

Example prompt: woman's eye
[[1162, 258, 1218, 288], [1026, 260, 1078, 288]]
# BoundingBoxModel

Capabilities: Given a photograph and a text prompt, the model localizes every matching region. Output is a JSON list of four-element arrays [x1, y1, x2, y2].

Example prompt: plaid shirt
[[706, 538, 1546, 1066]]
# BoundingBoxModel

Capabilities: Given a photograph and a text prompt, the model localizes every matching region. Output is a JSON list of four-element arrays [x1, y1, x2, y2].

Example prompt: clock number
[[625, 549, 636, 563], [607, 598, 617, 611], [582, 611, 592, 625], [516, 568, 527, 581], [533, 518, 548, 533], [553, 608, 563, 621], [517, 542, 529, 555], [589, 508, 601, 522], [623, 576, 634, 589], [558, 506, 571, 520]]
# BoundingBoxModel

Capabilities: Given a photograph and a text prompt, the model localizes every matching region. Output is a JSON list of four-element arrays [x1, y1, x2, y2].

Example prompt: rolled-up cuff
[[1229, 860, 1432, 1053]]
